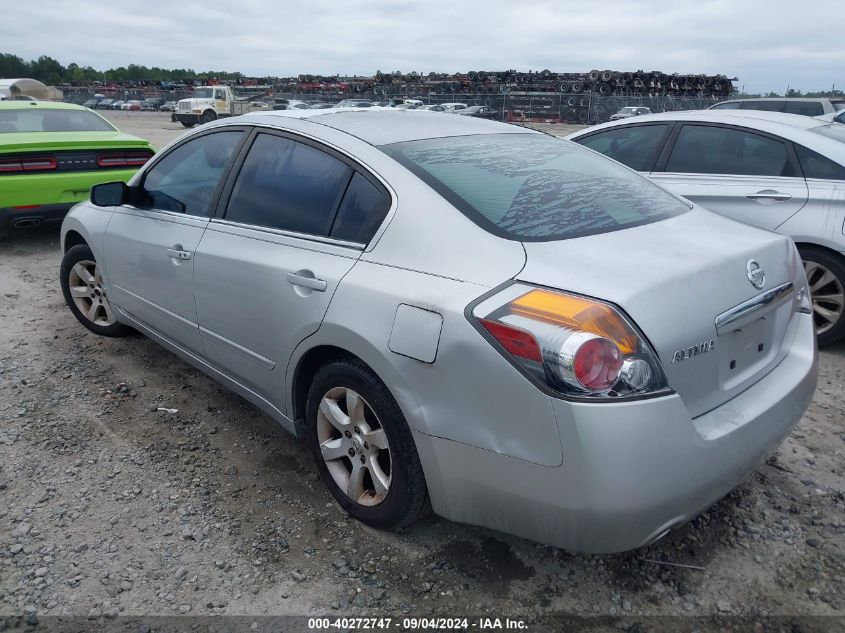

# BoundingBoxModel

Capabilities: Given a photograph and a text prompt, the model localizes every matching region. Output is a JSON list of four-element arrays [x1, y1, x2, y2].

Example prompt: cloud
[[1, 0, 842, 93]]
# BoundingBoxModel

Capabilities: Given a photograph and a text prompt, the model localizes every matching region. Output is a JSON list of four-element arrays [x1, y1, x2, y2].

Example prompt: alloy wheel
[[67, 260, 117, 327], [316, 387, 392, 506], [804, 259, 845, 335]]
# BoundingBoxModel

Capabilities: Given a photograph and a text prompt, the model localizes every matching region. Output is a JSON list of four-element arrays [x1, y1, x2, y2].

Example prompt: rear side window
[[577, 124, 669, 171], [330, 172, 390, 243], [381, 133, 689, 241], [794, 144, 845, 180], [665, 125, 794, 177], [740, 100, 784, 112], [225, 133, 352, 236], [783, 101, 824, 116]]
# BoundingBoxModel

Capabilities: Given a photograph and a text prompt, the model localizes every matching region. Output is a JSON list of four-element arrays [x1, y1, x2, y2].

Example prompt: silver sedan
[[60, 110, 817, 553], [567, 110, 845, 345]]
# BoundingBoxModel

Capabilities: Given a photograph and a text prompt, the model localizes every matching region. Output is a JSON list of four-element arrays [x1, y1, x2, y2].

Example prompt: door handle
[[286, 271, 327, 292], [746, 190, 792, 202], [166, 245, 192, 260]]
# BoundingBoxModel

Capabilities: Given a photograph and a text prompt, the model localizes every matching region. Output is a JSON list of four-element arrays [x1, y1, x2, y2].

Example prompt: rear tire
[[180, 121, 195, 128], [200, 110, 217, 124], [60, 244, 133, 338], [306, 359, 431, 529], [799, 246, 845, 347]]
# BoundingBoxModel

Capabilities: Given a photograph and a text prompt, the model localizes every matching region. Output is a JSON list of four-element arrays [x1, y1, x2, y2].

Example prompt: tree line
[[0, 52, 248, 85], [2, 52, 842, 97]]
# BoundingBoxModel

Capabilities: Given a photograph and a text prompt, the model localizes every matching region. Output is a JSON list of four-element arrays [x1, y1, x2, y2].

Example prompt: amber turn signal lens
[[510, 289, 638, 355]]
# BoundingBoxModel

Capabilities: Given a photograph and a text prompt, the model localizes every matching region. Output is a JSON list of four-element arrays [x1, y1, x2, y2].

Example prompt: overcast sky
[[1, 0, 842, 93]]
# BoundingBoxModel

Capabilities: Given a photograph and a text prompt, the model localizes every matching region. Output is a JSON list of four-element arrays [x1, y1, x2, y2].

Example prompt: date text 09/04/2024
[[308, 617, 528, 630]]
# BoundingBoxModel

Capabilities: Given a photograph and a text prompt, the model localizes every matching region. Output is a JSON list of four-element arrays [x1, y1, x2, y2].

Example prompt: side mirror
[[90, 181, 129, 207]]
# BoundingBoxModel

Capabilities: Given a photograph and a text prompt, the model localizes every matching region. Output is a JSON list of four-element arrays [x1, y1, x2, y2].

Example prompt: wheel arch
[[794, 240, 845, 263], [286, 327, 424, 435], [63, 229, 88, 253]]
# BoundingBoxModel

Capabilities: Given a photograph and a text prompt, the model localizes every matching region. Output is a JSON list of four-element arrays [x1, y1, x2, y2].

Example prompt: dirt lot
[[0, 111, 843, 630]]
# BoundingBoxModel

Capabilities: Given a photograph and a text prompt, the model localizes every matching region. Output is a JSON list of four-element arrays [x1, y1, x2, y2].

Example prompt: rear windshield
[[0, 108, 115, 133], [381, 133, 689, 241]]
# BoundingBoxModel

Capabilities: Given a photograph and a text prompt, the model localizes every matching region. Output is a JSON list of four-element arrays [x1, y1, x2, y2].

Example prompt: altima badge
[[672, 340, 716, 363], [746, 259, 766, 290]]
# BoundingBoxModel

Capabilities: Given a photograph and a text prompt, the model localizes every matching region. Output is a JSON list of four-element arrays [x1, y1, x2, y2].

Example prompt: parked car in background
[[441, 102, 468, 112], [0, 101, 154, 239], [815, 109, 845, 124], [122, 100, 142, 111], [59, 109, 816, 554], [110, 100, 125, 110], [419, 104, 445, 112], [458, 105, 498, 120], [83, 98, 99, 109], [272, 99, 310, 110], [568, 109, 845, 345], [309, 102, 335, 109], [610, 106, 652, 120], [710, 98, 845, 117], [140, 98, 165, 111], [335, 99, 374, 108], [160, 101, 177, 112], [95, 99, 113, 110]]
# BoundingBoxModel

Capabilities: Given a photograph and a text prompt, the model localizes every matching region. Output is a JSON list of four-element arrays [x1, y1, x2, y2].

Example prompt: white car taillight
[[473, 285, 670, 400]]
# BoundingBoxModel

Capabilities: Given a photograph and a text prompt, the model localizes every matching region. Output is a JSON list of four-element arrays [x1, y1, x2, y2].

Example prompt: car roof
[[240, 108, 532, 145], [0, 100, 89, 111]]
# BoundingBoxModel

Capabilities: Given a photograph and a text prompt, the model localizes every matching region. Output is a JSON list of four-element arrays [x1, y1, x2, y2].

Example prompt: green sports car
[[0, 101, 155, 238]]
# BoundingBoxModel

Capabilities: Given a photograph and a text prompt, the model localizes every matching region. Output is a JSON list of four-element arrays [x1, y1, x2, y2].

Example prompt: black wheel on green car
[[60, 244, 133, 338], [305, 359, 431, 530]]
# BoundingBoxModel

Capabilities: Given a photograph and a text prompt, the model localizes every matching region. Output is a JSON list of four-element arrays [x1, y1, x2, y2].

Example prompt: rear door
[[650, 123, 809, 230], [103, 129, 246, 353], [193, 130, 391, 408]]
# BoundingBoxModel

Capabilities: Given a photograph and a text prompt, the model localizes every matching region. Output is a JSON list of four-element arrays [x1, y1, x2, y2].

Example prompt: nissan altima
[[59, 110, 817, 553]]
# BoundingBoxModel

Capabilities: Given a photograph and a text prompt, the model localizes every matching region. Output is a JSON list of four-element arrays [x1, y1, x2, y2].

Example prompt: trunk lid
[[518, 209, 800, 417]]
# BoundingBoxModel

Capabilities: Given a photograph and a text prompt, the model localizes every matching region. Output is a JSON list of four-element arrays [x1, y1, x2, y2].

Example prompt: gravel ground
[[0, 112, 843, 630]]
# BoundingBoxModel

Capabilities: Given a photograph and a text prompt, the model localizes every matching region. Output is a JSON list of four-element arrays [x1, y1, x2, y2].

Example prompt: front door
[[103, 129, 245, 353]]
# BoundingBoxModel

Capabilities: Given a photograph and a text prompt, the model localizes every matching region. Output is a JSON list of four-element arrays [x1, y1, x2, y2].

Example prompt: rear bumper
[[0, 203, 73, 231], [0, 169, 140, 209], [414, 312, 817, 553], [171, 113, 200, 124]]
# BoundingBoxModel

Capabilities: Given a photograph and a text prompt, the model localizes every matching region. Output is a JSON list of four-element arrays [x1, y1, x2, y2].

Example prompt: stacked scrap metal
[[276, 69, 736, 123]]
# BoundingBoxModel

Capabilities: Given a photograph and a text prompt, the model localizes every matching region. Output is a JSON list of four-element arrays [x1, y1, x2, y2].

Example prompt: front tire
[[60, 244, 133, 337], [799, 246, 845, 347], [180, 121, 195, 128], [306, 359, 431, 529], [200, 110, 217, 124]]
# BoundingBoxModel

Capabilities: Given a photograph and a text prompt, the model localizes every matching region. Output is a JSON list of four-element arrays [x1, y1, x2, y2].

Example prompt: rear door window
[[664, 125, 794, 177], [225, 133, 352, 236], [740, 100, 785, 112], [576, 124, 669, 171], [783, 101, 824, 116]]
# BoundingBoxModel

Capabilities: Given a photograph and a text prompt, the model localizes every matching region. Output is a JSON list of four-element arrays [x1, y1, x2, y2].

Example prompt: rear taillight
[[0, 156, 57, 172], [96, 152, 151, 168], [473, 285, 670, 399]]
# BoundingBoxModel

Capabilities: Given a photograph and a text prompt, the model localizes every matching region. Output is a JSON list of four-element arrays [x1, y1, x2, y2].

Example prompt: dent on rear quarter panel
[[296, 261, 564, 467]]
